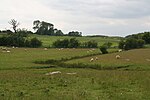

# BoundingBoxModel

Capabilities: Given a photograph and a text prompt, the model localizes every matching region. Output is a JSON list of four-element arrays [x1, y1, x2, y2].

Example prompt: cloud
[[0, 0, 150, 36]]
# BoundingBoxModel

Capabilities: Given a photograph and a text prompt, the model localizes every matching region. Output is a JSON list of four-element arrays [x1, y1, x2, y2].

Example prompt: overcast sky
[[0, 0, 150, 36]]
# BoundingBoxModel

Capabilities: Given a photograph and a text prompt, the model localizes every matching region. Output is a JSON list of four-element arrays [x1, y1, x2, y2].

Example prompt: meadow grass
[[0, 47, 150, 99], [0, 47, 99, 70], [29, 34, 120, 47], [65, 49, 150, 70], [0, 68, 149, 100]]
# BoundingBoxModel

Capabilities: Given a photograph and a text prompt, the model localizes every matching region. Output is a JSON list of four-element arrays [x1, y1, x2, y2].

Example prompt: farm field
[[0, 47, 100, 70], [0, 48, 150, 99], [29, 34, 121, 47], [65, 49, 150, 70]]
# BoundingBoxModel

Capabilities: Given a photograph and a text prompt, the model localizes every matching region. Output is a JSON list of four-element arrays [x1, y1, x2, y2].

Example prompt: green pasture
[[65, 49, 150, 70], [0, 47, 99, 70], [29, 34, 120, 47], [0, 47, 150, 99], [0, 68, 149, 100]]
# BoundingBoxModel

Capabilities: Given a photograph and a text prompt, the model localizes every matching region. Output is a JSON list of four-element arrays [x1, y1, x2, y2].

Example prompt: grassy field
[[0, 47, 150, 99], [0, 47, 100, 70], [65, 49, 150, 70], [29, 34, 120, 47]]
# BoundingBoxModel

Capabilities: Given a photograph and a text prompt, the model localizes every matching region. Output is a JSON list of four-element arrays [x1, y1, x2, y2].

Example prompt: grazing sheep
[[1, 47, 7, 51], [45, 71, 61, 75], [24, 49, 27, 51], [44, 48, 48, 50], [116, 55, 120, 59], [6, 50, 10, 53], [118, 49, 122, 52], [95, 57, 98, 60], [12, 46, 15, 49], [90, 58, 94, 62], [66, 73, 77, 75]]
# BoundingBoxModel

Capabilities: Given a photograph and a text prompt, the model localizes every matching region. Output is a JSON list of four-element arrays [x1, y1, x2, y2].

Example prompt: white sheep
[[118, 49, 122, 52], [116, 55, 120, 59], [66, 73, 77, 75], [44, 48, 48, 50], [6, 50, 10, 53], [95, 57, 98, 60], [90, 58, 94, 62], [1, 47, 7, 51], [45, 71, 61, 75]]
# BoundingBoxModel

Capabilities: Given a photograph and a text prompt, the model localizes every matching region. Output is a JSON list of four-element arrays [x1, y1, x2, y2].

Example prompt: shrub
[[102, 42, 112, 48], [68, 38, 80, 48], [81, 40, 98, 48], [119, 38, 145, 50], [30, 37, 42, 48], [52, 38, 80, 48], [99, 46, 108, 54]]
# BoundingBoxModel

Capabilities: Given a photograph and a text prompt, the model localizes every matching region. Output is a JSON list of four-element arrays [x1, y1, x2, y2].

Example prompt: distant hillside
[[28, 34, 120, 47]]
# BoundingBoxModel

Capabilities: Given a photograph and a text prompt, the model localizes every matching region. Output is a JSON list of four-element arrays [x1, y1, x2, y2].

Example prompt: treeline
[[0, 33, 42, 48], [52, 38, 98, 48], [125, 32, 150, 44], [119, 32, 150, 50], [33, 20, 82, 37]]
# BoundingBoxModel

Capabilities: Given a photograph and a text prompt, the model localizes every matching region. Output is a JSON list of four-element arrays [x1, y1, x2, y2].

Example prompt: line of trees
[[126, 32, 150, 44], [0, 33, 42, 48], [119, 38, 145, 50], [33, 20, 82, 36], [52, 38, 98, 48], [1, 19, 82, 37], [118, 32, 150, 50]]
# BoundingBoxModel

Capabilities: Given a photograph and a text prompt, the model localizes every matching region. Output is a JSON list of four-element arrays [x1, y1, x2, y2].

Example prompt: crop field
[[0, 47, 150, 99]]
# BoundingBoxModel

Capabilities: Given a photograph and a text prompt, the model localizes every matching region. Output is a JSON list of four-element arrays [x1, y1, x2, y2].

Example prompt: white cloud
[[0, 0, 150, 36]]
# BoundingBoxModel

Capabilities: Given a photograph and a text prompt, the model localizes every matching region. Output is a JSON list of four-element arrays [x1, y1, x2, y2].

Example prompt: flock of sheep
[[89, 49, 123, 62], [1, 47, 150, 63], [1, 47, 11, 53]]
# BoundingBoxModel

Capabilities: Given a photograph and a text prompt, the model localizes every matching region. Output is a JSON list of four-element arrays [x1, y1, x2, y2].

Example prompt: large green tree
[[33, 20, 54, 35]]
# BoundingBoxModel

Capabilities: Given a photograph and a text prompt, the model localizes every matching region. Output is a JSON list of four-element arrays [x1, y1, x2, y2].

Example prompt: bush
[[99, 46, 108, 54], [102, 42, 112, 48], [0, 33, 42, 48], [68, 38, 80, 48], [30, 37, 42, 48], [52, 38, 80, 48], [0, 34, 26, 47], [81, 40, 98, 48], [119, 38, 145, 50]]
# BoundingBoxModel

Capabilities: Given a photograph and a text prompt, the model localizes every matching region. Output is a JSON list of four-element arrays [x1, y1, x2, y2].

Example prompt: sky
[[0, 0, 150, 36]]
